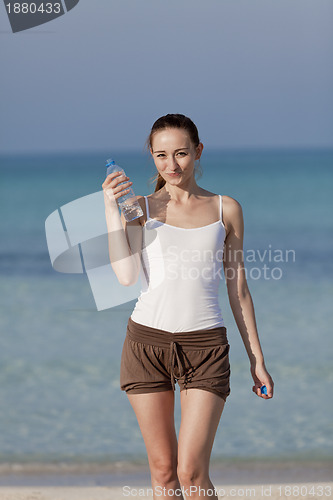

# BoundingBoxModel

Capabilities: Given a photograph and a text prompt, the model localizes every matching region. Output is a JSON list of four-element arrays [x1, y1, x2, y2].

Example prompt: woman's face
[[150, 128, 203, 186]]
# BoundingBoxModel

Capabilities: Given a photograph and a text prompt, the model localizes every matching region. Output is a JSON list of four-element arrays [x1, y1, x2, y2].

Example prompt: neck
[[161, 177, 202, 203]]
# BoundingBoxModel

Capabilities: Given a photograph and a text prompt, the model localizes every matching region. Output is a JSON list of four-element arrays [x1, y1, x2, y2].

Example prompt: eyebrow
[[153, 148, 190, 153]]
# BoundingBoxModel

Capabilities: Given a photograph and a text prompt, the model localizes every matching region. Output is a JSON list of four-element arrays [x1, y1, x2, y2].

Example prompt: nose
[[168, 155, 179, 171]]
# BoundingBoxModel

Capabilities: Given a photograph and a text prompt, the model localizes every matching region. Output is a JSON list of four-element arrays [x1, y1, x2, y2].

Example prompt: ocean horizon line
[[1, 146, 333, 159]]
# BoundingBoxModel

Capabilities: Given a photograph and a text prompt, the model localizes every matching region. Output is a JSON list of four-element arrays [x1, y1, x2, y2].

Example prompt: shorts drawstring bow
[[168, 340, 187, 391]]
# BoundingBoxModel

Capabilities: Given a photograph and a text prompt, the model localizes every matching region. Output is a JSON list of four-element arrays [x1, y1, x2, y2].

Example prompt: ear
[[195, 142, 204, 160]]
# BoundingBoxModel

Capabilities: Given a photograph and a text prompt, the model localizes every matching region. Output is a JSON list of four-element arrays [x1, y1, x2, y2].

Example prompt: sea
[[0, 149, 332, 473]]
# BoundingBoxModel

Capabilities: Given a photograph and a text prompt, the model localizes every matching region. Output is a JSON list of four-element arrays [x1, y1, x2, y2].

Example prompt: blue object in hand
[[260, 385, 268, 395]]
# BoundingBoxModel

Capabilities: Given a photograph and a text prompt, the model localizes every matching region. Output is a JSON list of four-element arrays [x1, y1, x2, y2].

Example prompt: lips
[[167, 172, 181, 177]]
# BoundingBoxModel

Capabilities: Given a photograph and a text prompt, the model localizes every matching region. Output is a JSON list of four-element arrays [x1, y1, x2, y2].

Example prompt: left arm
[[222, 196, 274, 399]]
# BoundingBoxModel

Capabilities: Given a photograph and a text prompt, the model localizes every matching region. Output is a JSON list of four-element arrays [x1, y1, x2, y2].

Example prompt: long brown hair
[[146, 114, 203, 192]]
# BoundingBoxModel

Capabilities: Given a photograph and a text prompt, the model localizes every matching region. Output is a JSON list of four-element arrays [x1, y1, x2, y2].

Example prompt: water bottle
[[106, 158, 144, 222]]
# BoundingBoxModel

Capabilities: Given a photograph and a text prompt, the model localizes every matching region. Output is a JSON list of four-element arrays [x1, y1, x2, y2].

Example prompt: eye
[[177, 152, 187, 156]]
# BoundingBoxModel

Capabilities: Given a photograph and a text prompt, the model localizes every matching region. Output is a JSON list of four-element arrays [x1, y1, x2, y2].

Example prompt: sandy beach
[[0, 461, 331, 500]]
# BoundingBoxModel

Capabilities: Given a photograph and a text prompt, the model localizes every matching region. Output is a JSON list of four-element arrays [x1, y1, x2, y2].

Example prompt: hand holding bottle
[[102, 167, 141, 287], [102, 170, 133, 209], [103, 159, 143, 222]]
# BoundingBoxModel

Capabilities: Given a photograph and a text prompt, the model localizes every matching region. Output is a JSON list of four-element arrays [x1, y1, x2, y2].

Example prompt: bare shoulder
[[222, 196, 244, 235], [223, 195, 243, 214]]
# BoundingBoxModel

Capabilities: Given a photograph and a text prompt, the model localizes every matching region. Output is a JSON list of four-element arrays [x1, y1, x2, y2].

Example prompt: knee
[[177, 463, 206, 487], [150, 457, 178, 486]]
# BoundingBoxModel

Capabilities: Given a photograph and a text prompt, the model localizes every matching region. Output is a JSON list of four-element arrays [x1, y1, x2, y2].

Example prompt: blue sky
[[1, 0, 332, 153]]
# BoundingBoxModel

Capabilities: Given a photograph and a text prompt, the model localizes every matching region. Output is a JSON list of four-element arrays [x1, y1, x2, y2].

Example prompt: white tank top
[[130, 195, 227, 332]]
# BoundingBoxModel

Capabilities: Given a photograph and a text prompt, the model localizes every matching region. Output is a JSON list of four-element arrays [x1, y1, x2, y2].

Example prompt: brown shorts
[[120, 317, 231, 402]]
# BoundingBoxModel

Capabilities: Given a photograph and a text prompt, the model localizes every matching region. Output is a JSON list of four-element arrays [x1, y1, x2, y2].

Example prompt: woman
[[102, 114, 274, 500]]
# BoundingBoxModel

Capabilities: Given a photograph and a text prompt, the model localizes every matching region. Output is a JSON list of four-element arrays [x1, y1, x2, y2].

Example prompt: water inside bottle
[[119, 197, 143, 222]]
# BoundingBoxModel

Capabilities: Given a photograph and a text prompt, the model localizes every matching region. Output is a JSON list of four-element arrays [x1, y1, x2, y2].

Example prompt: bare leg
[[177, 389, 225, 499], [127, 390, 184, 500]]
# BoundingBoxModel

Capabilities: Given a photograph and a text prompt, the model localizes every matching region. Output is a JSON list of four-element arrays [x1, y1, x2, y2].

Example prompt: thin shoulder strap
[[144, 196, 150, 219], [219, 195, 223, 222]]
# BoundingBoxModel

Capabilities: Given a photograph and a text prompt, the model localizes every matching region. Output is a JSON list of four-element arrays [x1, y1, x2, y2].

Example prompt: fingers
[[252, 384, 262, 397], [103, 170, 124, 185], [102, 171, 126, 189], [102, 172, 133, 200], [251, 367, 274, 400], [252, 383, 273, 400], [266, 383, 274, 398]]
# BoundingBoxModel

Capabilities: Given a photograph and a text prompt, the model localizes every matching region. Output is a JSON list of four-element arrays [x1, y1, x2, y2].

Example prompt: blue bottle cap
[[260, 385, 267, 395], [106, 158, 115, 167]]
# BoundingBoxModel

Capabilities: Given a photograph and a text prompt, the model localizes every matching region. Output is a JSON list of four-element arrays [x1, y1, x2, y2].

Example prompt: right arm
[[102, 171, 144, 287], [222, 196, 274, 399]]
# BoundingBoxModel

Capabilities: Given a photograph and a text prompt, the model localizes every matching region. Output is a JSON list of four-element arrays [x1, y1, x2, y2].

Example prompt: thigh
[[127, 391, 178, 467], [178, 389, 225, 473]]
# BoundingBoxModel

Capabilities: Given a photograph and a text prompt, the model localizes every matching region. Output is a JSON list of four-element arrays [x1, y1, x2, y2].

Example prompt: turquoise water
[[0, 149, 332, 465]]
